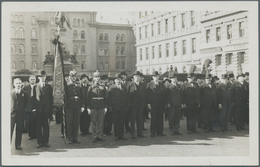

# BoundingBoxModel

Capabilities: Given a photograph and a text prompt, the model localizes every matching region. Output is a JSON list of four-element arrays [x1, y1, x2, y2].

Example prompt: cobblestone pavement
[[11, 116, 249, 158]]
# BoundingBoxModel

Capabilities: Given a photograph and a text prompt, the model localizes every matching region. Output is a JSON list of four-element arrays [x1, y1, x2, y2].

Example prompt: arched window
[[19, 61, 25, 70], [105, 61, 109, 70], [50, 29, 55, 38], [121, 61, 125, 69], [81, 61, 86, 69], [80, 30, 85, 39], [73, 18, 76, 26], [121, 47, 125, 55], [32, 16, 36, 25], [104, 47, 108, 56], [99, 62, 104, 70], [99, 33, 103, 40], [116, 47, 120, 55], [77, 19, 80, 27], [18, 28, 24, 38], [11, 15, 14, 22], [32, 61, 37, 70], [73, 45, 78, 54], [11, 27, 15, 38], [116, 61, 120, 69], [31, 28, 37, 38], [73, 30, 78, 39], [116, 34, 120, 41], [11, 44, 16, 53], [81, 19, 84, 27], [50, 17, 54, 25], [15, 15, 19, 22], [99, 46, 103, 55], [19, 15, 23, 23], [121, 34, 125, 41], [19, 44, 24, 53], [32, 44, 37, 53], [104, 33, 108, 41], [11, 61, 16, 71], [81, 45, 85, 54]]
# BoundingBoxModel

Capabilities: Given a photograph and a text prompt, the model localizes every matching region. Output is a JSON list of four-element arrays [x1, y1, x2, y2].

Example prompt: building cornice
[[201, 11, 247, 23]]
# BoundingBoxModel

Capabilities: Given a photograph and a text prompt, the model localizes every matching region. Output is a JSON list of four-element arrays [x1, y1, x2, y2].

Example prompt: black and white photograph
[[1, 1, 259, 166]]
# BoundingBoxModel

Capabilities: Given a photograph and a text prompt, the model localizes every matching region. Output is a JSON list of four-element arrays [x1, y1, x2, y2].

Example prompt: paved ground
[[11, 116, 249, 158]]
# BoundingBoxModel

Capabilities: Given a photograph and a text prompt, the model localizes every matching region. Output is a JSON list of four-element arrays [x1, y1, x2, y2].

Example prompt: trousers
[[169, 106, 181, 133], [36, 112, 50, 145], [113, 109, 125, 138], [27, 111, 37, 138], [80, 110, 91, 134], [186, 104, 198, 132], [130, 107, 143, 137], [150, 107, 164, 135], [91, 109, 105, 139], [11, 114, 24, 147], [65, 108, 81, 141]]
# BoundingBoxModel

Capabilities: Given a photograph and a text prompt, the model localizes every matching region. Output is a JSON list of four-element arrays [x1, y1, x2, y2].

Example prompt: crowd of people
[[11, 69, 249, 150]]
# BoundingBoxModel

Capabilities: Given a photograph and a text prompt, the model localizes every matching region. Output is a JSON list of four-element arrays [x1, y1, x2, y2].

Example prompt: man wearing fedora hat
[[127, 71, 146, 139], [120, 71, 130, 132], [244, 72, 249, 125], [227, 73, 236, 125], [32, 70, 53, 148], [146, 71, 166, 137], [107, 73, 127, 141], [182, 73, 200, 134]]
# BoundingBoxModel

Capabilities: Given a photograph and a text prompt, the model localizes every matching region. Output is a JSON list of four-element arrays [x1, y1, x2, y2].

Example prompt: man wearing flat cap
[[64, 70, 83, 144], [146, 71, 166, 137], [87, 70, 107, 142], [107, 73, 127, 141], [80, 74, 91, 135], [182, 73, 200, 134]]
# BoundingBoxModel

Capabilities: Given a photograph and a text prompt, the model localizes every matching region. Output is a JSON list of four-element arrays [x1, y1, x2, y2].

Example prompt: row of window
[[11, 44, 27, 54], [98, 61, 126, 70], [215, 52, 245, 66], [10, 27, 25, 38], [206, 21, 245, 43], [73, 18, 85, 27], [139, 11, 196, 39], [139, 38, 196, 61], [73, 30, 86, 39], [11, 15, 23, 23], [73, 45, 85, 54], [139, 11, 154, 18], [99, 46, 125, 56], [11, 60, 38, 71], [99, 33, 125, 41]]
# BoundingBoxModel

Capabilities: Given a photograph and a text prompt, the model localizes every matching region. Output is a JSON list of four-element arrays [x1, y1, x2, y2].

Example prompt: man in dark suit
[[165, 73, 183, 135], [108, 73, 127, 141], [80, 74, 91, 135], [200, 74, 218, 133], [32, 70, 53, 148], [120, 71, 130, 132], [127, 71, 146, 139], [23, 75, 37, 140], [227, 73, 236, 124], [182, 73, 200, 134], [146, 71, 166, 137], [11, 78, 28, 150]]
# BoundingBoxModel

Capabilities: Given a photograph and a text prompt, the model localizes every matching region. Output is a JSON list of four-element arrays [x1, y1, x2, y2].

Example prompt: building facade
[[10, 12, 136, 77]]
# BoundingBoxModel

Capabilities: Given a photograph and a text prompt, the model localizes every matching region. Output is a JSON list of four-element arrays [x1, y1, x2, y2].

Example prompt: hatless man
[[11, 78, 28, 150]]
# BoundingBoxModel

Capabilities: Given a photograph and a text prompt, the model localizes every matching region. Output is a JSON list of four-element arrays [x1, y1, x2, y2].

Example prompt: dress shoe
[[225, 128, 232, 131], [241, 127, 248, 130], [115, 137, 119, 141], [187, 131, 192, 134], [80, 132, 87, 135], [68, 140, 74, 144], [74, 140, 81, 144], [210, 129, 218, 132], [120, 136, 127, 140], [143, 128, 147, 131], [192, 130, 200, 134], [174, 131, 182, 135], [93, 138, 98, 143], [15, 146, 22, 150], [236, 128, 241, 131], [86, 132, 92, 135], [44, 143, 51, 147], [97, 138, 105, 142], [158, 133, 166, 136], [106, 132, 113, 136], [28, 137, 36, 140], [61, 135, 65, 138], [130, 136, 136, 139], [138, 134, 147, 138], [36, 144, 42, 148], [150, 134, 155, 137], [204, 130, 209, 133]]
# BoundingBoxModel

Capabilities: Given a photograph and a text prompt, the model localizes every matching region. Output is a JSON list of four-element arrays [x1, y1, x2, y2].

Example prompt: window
[[32, 16, 36, 25], [181, 13, 186, 28], [139, 12, 141, 18], [19, 61, 25, 70], [165, 19, 168, 33], [121, 34, 125, 41], [104, 47, 108, 55], [216, 27, 221, 41], [73, 30, 78, 39], [77, 19, 80, 27], [116, 47, 120, 55], [152, 46, 155, 59], [206, 29, 210, 43], [191, 11, 195, 26], [18, 28, 24, 38], [116, 61, 120, 69], [239, 22, 245, 37], [238, 52, 245, 64], [81, 61, 86, 69], [15, 15, 19, 22], [105, 62, 109, 70], [151, 24, 154, 36], [139, 28, 142, 39], [182, 40, 186, 55], [11, 61, 16, 71], [192, 38, 196, 53], [227, 24, 232, 39], [32, 61, 37, 70], [121, 47, 125, 55], [216, 55, 221, 66], [140, 49, 142, 60], [99, 46, 103, 55], [158, 21, 161, 35], [11, 15, 14, 22], [173, 16, 176, 31], [145, 26, 147, 38], [11, 44, 16, 53], [159, 45, 162, 58], [226, 53, 232, 65], [99, 62, 104, 70], [104, 33, 108, 41], [11, 27, 15, 38], [81, 19, 85, 27], [81, 45, 85, 54], [121, 61, 125, 69], [19, 44, 24, 53], [19, 15, 23, 23], [73, 45, 78, 54], [73, 19, 76, 26], [50, 29, 55, 38], [146, 47, 149, 59], [174, 42, 177, 56], [166, 43, 169, 57], [32, 44, 37, 53], [81, 30, 85, 39], [31, 28, 37, 38], [99, 33, 103, 40], [116, 34, 120, 41]]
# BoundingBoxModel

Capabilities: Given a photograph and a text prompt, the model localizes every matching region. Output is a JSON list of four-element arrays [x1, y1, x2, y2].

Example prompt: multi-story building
[[133, 11, 203, 75], [10, 12, 136, 77], [200, 11, 249, 77]]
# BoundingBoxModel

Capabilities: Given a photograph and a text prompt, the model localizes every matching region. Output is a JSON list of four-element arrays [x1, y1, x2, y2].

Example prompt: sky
[[96, 11, 134, 24]]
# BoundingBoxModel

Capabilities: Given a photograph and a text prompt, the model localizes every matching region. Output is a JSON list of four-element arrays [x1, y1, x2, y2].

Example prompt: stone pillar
[[211, 55, 217, 76], [232, 52, 239, 76], [221, 53, 227, 74], [244, 50, 249, 72]]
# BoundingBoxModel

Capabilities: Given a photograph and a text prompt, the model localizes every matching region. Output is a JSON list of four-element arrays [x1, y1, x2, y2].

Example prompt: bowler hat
[[221, 74, 227, 79], [187, 73, 194, 78], [152, 71, 160, 76], [245, 72, 249, 76], [237, 72, 245, 79], [132, 71, 141, 77], [80, 74, 89, 80], [93, 70, 101, 77], [37, 70, 47, 77], [205, 74, 212, 79], [140, 73, 144, 77], [163, 77, 171, 83], [114, 73, 122, 80], [228, 73, 234, 78], [69, 70, 77, 77], [120, 71, 127, 76]]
